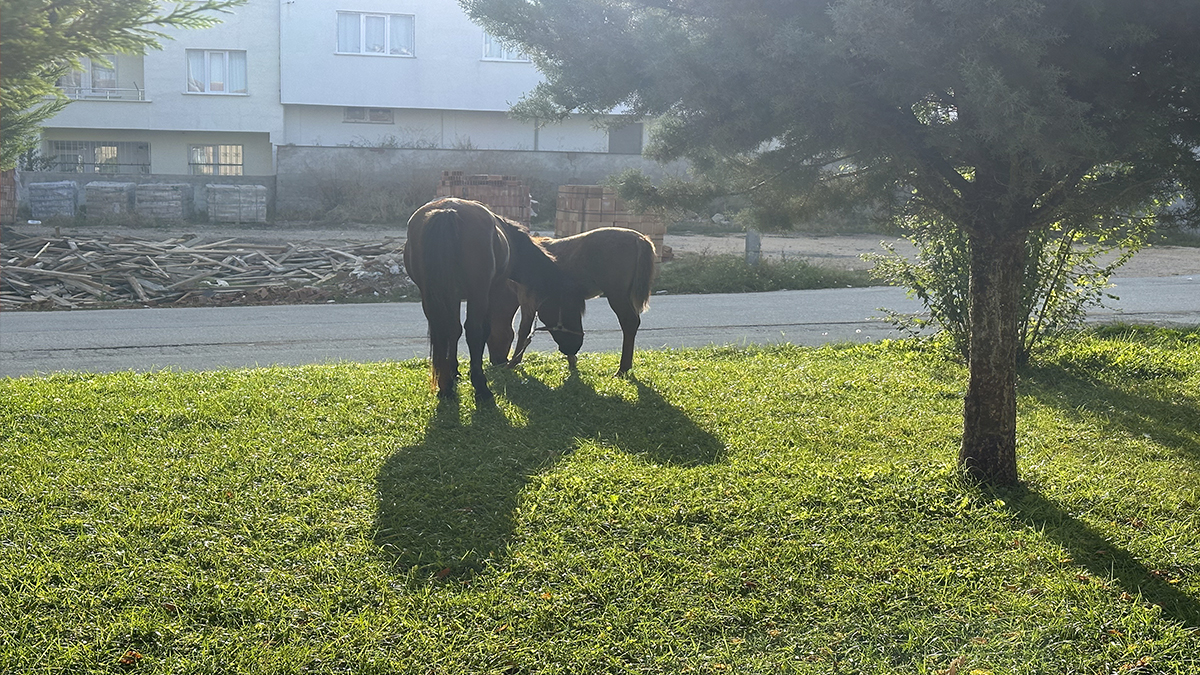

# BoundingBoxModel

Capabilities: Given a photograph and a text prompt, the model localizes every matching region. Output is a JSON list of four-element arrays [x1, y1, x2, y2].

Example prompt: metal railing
[[56, 86, 146, 101]]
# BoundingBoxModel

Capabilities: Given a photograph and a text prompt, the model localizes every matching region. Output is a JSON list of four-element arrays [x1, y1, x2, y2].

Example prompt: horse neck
[[505, 225, 563, 299]]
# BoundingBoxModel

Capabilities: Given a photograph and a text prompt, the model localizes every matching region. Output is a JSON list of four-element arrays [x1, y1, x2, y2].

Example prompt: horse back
[[545, 227, 656, 311], [404, 198, 510, 298]]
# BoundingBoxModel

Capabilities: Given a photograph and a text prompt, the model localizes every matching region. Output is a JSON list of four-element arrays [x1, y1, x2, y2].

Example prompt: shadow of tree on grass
[[373, 368, 725, 578], [1022, 361, 1199, 464], [1003, 486, 1200, 629]]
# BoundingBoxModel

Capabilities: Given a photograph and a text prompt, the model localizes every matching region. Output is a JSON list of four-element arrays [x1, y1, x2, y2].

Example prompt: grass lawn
[[1, 326, 1197, 674]]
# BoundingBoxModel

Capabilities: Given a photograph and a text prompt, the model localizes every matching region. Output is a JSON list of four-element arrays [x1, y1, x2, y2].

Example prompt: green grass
[[2, 327, 1198, 674], [655, 252, 875, 294]]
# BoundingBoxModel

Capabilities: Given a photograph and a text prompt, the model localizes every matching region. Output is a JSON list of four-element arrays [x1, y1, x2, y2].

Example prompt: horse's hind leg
[[464, 298, 494, 403], [428, 319, 462, 398], [609, 297, 641, 376]]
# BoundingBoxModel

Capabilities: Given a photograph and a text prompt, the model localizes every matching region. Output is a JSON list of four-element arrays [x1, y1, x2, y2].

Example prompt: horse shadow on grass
[[373, 367, 726, 578]]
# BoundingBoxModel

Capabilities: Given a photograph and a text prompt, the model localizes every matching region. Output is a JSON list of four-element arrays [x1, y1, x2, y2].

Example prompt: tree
[[0, 0, 243, 170], [463, 0, 1200, 486]]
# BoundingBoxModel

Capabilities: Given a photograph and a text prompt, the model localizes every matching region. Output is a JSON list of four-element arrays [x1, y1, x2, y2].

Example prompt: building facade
[[37, 0, 641, 180]]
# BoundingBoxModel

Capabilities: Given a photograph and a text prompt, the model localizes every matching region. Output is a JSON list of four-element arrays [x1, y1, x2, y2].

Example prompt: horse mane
[[496, 216, 565, 301]]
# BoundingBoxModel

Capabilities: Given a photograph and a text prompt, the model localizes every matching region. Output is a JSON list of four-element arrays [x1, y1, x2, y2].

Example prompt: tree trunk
[[959, 228, 1024, 486]]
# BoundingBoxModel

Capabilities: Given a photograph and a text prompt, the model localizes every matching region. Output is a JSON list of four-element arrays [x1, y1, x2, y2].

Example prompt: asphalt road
[[2, 275, 1197, 378]]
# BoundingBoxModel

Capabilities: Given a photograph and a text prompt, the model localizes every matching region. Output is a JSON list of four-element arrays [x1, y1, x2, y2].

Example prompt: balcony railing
[[56, 86, 146, 101]]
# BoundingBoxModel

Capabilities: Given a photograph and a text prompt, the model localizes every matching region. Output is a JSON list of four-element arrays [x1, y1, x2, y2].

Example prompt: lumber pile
[[1, 229, 412, 310], [435, 172, 531, 224], [554, 185, 667, 259]]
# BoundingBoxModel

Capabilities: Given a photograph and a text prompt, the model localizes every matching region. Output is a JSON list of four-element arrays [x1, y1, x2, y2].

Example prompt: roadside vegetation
[[2, 326, 1197, 674], [654, 251, 874, 294]]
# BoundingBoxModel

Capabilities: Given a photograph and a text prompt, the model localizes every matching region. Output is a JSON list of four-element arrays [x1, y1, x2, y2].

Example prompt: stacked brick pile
[[554, 185, 666, 258], [434, 172, 531, 224], [208, 184, 268, 223], [85, 182, 135, 216], [135, 183, 193, 220], [1, 170, 17, 224], [29, 181, 78, 219]]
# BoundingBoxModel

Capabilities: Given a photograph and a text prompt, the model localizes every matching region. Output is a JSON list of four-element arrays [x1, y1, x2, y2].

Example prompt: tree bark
[[959, 228, 1024, 486]]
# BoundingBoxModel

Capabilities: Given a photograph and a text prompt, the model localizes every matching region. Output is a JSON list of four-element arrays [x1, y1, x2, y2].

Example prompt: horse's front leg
[[508, 301, 537, 368], [464, 299, 494, 403], [487, 280, 519, 365]]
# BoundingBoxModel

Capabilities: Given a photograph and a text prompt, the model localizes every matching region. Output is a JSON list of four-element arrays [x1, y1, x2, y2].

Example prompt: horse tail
[[421, 209, 462, 388], [630, 235, 657, 314]]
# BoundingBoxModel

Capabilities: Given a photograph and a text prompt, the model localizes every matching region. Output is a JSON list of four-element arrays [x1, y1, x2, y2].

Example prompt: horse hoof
[[474, 389, 496, 406], [566, 355, 578, 370], [437, 388, 458, 400]]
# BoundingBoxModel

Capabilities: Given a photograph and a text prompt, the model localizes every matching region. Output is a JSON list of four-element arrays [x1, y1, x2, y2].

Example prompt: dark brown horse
[[403, 198, 567, 402], [505, 227, 657, 375]]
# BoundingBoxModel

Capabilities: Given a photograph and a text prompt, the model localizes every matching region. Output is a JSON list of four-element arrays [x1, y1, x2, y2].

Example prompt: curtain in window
[[390, 16, 413, 55], [228, 52, 247, 93], [209, 52, 226, 92], [337, 13, 360, 52], [186, 51, 206, 92], [365, 15, 386, 53]]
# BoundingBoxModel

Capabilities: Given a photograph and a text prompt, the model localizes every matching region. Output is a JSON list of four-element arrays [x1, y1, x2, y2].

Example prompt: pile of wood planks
[[1, 229, 414, 310]]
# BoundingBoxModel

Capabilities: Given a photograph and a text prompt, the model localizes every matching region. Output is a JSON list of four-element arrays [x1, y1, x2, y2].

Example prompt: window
[[608, 123, 644, 155], [189, 144, 243, 175], [46, 141, 150, 173], [337, 12, 414, 56], [186, 50, 247, 94], [482, 33, 527, 61], [91, 56, 117, 90], [344, 107, 394, 124], [54, 55, 145, 100]]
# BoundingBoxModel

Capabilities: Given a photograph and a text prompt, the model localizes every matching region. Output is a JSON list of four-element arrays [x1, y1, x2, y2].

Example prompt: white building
[[38, 0, 643, 178]]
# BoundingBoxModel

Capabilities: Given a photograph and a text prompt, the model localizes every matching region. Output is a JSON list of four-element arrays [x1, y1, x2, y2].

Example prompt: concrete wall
[[14, 145, 680, 222], [275, 145, 687, 220], [281, 106, 613, 152]]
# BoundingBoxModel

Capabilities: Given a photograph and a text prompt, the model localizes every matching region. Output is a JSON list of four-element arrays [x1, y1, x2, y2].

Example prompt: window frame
[[185, 49, 248, 95], [335, 11, 415, 57], [343, 107, 395, 124], [481, 33, 529, 62], [188, 144, 244, 176]]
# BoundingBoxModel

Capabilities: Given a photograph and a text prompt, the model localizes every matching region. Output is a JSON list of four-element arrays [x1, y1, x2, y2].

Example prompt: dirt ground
[[12, 221, 1200, 277]]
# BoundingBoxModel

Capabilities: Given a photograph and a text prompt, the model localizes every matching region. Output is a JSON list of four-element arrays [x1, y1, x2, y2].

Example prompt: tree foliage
[[0, 0, 243, 169], [464, 0, 1200, 485]]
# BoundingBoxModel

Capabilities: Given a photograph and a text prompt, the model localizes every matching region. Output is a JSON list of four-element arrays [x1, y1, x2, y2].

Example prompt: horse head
[[535, 291, 587, 357]]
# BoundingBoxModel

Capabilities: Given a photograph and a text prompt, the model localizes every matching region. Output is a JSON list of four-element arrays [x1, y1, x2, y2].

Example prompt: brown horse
[[403, 198, 568, 402], [505, 227, 657, 375]]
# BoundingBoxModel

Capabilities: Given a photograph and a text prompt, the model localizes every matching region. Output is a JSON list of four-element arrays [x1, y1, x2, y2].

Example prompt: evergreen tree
[[1, 0, 243, 169], [463, 0, 1200, 485]]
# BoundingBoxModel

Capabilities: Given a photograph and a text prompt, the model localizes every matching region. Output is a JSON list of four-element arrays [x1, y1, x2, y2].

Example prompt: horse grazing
[[403, 198, 566, 402], [506, 227, 657, 375]]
